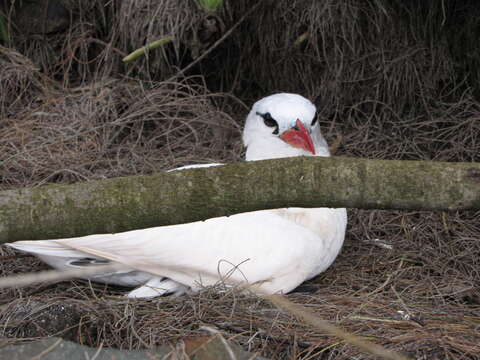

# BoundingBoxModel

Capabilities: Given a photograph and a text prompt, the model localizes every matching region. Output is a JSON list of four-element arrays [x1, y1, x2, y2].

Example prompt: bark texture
[[1, 157, 480, 242]]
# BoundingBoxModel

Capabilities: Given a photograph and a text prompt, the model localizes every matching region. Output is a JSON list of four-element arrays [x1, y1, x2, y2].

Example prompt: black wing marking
[[67, 257, 111, 267]]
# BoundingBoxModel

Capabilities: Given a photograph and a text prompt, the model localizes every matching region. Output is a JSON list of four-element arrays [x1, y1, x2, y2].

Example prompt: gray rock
[[0, 338, 171, 360], [0, 335, 269, 360], [2, 300, 83, 341]]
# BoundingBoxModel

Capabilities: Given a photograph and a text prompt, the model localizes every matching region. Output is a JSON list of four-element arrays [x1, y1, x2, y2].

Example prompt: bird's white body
[[6, 93, 347, 298]]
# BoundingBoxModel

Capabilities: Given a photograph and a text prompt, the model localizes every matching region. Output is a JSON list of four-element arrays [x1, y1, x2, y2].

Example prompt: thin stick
[[267, 294, 411, 360], [122, 36, 175, 63], [167, 1, 262, 81], [31, 338, 63, 360], [0, 263, 125, 289]]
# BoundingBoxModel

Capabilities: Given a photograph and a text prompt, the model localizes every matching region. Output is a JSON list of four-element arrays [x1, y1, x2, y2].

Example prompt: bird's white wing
[[167, 163, 223, 171], [8, 208, 345, 294]]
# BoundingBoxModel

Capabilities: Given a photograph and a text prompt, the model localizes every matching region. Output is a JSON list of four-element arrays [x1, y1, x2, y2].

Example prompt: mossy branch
[[1, 157, 480, 242], [122, 36, 174, 63]]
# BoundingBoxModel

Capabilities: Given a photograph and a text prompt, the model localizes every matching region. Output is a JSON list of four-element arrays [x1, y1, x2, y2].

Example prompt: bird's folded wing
[[9, 209, 328, 292], [167, 163, 223, 171]]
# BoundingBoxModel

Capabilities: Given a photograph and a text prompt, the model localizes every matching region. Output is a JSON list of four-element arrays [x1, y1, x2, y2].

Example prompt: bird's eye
[[256, 112, 279, 132], [311, 113, 318, 126]]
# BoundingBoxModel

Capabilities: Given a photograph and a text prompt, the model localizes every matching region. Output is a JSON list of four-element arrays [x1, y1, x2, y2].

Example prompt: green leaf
[[196, 0, 223, 12]]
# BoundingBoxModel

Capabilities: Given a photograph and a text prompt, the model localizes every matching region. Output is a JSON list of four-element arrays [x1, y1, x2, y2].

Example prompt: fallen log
[[1, 156, 479, 242]]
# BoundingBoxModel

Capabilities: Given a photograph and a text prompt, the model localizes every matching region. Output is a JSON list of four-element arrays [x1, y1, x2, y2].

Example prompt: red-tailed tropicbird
[[6, 93, 347, 298]]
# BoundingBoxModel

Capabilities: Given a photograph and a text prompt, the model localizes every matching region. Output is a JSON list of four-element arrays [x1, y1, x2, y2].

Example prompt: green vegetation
[[196, 0, 223, 12], [122, 36, 175, 62]]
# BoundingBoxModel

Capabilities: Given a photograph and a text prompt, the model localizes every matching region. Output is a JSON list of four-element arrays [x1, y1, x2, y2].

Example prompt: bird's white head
[[243, 93, 330, 161]]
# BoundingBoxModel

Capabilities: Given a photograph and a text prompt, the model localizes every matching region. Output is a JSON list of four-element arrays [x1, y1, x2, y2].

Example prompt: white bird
[[6, 93, 347, 298]]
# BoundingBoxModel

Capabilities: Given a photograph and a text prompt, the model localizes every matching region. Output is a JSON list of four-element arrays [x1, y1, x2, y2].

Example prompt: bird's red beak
[[280, 119, 315, 155]]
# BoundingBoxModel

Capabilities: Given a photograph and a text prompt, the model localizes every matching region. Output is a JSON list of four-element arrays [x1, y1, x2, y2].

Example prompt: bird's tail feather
[[6, 240, 88, 258]]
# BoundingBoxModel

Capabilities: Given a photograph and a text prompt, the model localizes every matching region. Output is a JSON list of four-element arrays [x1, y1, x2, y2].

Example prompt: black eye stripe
[[256, 111, 279, 134]]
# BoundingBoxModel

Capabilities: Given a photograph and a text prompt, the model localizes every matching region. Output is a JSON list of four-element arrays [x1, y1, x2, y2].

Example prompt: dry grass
[[0, 71, 242, 189], [1, 0, 480, 359], [1, 212, 479, 359]]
